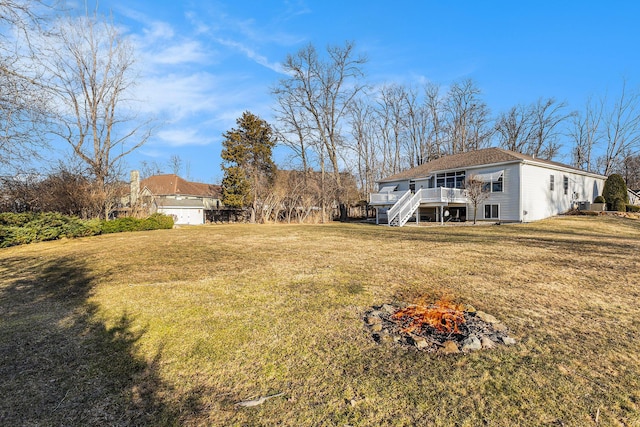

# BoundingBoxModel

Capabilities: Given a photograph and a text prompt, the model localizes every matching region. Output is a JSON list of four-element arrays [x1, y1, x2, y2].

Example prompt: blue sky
[[85, 0, 639, 183]]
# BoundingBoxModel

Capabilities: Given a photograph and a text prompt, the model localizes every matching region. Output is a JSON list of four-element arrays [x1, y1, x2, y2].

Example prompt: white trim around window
[[484, 203, 500, 220]]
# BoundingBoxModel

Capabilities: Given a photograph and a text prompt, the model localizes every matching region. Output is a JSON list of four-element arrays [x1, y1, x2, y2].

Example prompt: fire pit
[[364, 297, 516, 354]]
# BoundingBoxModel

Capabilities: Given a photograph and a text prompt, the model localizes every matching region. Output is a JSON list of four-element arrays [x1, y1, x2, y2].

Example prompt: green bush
[[593, 195, 606, 203], [100, 214, 174, 234], [0, 212, 174, 248], [613, 199, 627, 212], [142, 213, 174, 230], [100, 217, 139, 234], [0, 226, 38, 248], [0, 212, 37, 227], [627, 204, 640, 213], [603, 174, 628, 211]]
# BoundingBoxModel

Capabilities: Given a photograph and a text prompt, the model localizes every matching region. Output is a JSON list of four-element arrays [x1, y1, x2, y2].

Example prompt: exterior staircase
[[388, 189, 422, 227]]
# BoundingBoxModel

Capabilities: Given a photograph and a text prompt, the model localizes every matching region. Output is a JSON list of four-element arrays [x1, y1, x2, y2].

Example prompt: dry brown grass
[[1, 216, 640, 426]]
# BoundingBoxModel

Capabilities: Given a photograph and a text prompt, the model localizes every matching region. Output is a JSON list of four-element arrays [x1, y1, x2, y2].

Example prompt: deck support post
[[440, 205, 444, 225]]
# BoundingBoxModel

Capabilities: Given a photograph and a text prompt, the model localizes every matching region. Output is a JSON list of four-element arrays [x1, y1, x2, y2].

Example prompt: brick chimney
[[130, 170, 140, 206]]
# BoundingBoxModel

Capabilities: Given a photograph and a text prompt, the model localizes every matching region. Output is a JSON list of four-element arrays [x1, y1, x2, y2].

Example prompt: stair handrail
[[386, 190, 411, 225], [397, 189, 423, 227]]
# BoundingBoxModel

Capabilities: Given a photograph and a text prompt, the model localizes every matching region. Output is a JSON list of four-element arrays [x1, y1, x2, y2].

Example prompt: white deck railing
[[393, 189, 424, 226], [370, 190, 408, 205], [372, 187, 469, 226], [419, 187, 468, 204], [370, 187, 468, 205], [385, 190, 411, 224]]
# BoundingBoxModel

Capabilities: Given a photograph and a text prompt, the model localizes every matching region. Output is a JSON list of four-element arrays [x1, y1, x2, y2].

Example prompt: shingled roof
[[140, 174, 221, 198], [379, 147, 602, 182]]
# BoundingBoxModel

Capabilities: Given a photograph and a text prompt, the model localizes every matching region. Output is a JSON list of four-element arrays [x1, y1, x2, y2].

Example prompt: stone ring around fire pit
[[364, 302, 516, 354]]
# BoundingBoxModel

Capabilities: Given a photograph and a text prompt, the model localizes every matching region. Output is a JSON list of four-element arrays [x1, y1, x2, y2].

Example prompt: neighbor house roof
[[141, 174, 221, 198], [379, 147, 605, 182]]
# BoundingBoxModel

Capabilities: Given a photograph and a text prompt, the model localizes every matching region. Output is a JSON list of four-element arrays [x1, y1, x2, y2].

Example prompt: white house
[[129, 172, 222, 225], [369, 147, 606, 226]]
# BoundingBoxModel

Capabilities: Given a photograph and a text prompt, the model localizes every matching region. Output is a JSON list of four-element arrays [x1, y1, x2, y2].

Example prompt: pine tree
[[220, 111, 277, 222]]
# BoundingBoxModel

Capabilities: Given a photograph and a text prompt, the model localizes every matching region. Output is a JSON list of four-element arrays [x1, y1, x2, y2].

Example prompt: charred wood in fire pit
[[364, 302, 516, 353]]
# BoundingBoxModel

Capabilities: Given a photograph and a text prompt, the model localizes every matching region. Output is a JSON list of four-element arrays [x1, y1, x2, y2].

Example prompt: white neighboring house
[[130, 172, 222, 225], [369, 147, 606, 226]]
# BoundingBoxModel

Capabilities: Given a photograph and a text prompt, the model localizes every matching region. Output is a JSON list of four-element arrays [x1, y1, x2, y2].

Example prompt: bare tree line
[[273, 42, 640, 206]]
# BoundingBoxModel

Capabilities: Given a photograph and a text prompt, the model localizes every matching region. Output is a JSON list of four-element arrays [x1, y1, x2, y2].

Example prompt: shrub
[[100, 217, 139, 234], [627, 204, 640, 213], [141, 213, 174, 230], [593, 195, 606, 203], [0, 212, 36, 227], [101, 214, 174, 234], [0, 212, 174, 248], [603, 174, 628, 211], [613, 199, 627, 212], [0, 226, 38, 248]]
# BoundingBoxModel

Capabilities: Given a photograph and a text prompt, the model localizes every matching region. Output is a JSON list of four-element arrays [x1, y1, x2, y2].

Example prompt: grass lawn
[[1, 216, 640, 426]]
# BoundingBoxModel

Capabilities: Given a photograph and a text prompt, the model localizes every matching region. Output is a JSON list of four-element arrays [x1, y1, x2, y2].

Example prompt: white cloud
[[142, 20, 175, 40], [214, 38, 284, 74], [149, 41, 210, 65], [156, 128, 211, 147], [133, 72, 220, 119]]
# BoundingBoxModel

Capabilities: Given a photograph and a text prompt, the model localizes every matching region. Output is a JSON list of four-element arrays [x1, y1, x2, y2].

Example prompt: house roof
[[140, 174, 221, 198], [379, 147, 605, 182]]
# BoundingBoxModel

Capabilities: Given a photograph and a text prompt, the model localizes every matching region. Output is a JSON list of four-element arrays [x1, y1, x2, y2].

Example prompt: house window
[[563, 176, 569, 195], [436, 171, 465, 188], [480, 175, 503, 193], [492, 176, 503, 192], [484, 204, 499, 219], [550, 175, 555, 191]]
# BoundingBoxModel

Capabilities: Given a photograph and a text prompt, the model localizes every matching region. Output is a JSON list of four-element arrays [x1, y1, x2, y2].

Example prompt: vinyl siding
[[467, 164, 521, 222], [520, 163, 604, 222]]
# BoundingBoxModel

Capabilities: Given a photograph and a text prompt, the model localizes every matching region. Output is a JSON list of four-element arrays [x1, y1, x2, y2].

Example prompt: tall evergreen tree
[[220, 111, 277, 222]]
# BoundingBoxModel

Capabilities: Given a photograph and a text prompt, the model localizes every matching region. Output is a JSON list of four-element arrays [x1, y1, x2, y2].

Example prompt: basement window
[[484, 204, 499, 220]]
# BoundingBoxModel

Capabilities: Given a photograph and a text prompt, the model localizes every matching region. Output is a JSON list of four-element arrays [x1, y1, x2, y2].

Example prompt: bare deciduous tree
[[528, 98, 571, 160], [376, 84, 407, 174], [598, 80, 640, 176], [495, 98, 571, 160], [168, 154, 182, 175], [616, 153, 640, 190], [465, 175, 490, 224], [37, 13, 152, 218], [569, 96, 602, 172], [444, 79, 492, 154], [0, 0, 53, 172], [423, 82, 445, 160], [495, 104, 535, 154], [138, 160, 164, 179], [403, 85, 429, 167], [276, 41, 367, 222], [349, 97, 380, 195]]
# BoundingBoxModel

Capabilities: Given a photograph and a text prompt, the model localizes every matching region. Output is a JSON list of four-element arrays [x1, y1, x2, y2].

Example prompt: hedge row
[[0, 212, 174, 248]]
